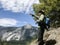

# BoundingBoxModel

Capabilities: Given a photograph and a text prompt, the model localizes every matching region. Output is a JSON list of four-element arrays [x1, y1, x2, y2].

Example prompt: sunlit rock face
[[24, 24, 32, 29], [43, 28, 60, 45], [29, 28, 60, 45], [1, 24, 38, 41], [0, 0, 39, 13]]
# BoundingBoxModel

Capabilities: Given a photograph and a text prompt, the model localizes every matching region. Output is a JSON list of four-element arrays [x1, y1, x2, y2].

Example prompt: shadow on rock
[[45, 40, 56, 45]]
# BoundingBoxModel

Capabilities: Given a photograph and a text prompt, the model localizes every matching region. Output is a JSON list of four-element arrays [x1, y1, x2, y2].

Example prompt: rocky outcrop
[[30, 28, 60, 45], [44, 28, 60, 45]]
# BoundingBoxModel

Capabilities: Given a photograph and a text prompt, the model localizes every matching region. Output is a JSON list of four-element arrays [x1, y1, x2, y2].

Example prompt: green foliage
[[0, 37, 36, 45], [33, 0, 60, 27], [0, 41, 26, 45]]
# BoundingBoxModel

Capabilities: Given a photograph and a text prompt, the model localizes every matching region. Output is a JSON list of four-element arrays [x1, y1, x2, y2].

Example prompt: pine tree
[[33, 0, 60, 27]]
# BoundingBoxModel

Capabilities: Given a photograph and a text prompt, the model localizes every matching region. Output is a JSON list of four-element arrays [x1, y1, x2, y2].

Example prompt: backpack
[[43, 17, 50, 29], [45, 17, 50, 25]]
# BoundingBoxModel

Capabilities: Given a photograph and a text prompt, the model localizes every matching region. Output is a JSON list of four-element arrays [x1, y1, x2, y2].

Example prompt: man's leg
[[38, 27, 45, 45]]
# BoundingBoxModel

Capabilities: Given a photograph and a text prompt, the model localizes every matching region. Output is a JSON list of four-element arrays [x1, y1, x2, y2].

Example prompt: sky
[[0, 0, 39, 27]]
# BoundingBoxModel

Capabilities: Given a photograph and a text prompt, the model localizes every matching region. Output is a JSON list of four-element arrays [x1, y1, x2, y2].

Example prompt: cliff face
[[30, 28, 60, 45], [44, 28, 60, 45], [1, 24, 38, 41]]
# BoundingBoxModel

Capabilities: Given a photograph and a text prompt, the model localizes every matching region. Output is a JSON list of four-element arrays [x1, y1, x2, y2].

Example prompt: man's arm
[[36, 14, 44, 22], [30, 14, 39, 19]]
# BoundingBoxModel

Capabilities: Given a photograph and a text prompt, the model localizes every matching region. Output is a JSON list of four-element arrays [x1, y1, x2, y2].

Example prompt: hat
[[38, 10, 45, 14]]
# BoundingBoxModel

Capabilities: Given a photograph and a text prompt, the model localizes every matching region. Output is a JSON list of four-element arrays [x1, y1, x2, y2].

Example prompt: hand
[[30, 13, 34, 16]]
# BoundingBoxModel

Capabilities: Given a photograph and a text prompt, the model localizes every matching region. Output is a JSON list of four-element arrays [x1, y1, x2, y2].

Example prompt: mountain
[[1, 24, 60, 45], [0, 26, 17, 38], [0, 24, 38, 41]]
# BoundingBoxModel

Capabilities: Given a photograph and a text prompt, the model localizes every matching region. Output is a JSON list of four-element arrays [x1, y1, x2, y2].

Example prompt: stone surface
[[30, 28, 60, 45]]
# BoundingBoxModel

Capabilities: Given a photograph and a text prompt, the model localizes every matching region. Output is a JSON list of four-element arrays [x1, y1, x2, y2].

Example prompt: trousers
[[37, 22, 46, 45]]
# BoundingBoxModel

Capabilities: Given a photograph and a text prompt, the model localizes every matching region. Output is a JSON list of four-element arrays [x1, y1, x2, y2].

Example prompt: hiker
[[37, 11, 46, 45], [30, 10, 47, 45]]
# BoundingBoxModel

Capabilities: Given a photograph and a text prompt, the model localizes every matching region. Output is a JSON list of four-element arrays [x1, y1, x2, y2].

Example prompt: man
[[37, 11, 46, 45], [30, 10, 47, 45]]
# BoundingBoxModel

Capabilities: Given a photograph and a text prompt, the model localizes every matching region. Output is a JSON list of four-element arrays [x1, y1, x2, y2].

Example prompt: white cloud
[[0, 0, 39, 13], [0, 18, 18, 27], [0, 18, 29, 27]]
